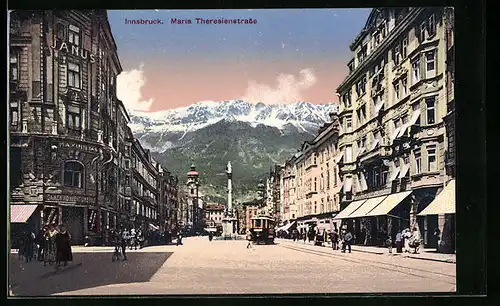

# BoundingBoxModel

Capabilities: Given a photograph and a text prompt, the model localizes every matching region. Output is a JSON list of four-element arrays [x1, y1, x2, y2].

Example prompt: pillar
[[83, 207, 88, 235], [58, 206, 63, 225]]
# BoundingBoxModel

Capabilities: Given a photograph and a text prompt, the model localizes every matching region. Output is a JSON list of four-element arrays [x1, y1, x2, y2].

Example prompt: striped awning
[[333, 199, 367, 220], [418, 180, 456, 216], [10, 205, 39, 223], [348, 195, 387, 219], [365, 191, 412, 217]]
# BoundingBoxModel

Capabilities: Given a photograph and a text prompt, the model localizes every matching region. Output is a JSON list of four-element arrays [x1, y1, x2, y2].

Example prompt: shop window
[[63, 161, 84, 188]]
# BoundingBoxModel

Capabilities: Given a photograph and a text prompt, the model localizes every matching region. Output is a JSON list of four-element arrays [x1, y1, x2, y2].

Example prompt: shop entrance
[[62, 207, 84, 245]]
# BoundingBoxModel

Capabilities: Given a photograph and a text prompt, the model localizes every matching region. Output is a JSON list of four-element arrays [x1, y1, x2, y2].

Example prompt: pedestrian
[[395, 230, 403, 253], [43, 223, 58, 266], [246, 229, 253, 248], [17, 232, 25, 260], [208, 231, 213, 242], [386, 235, 393, 254], [433, 227, 441, 251], [176, 232, 183, 246], [342, 230, 353, 253], [55, 225, 73, 267], [330, 230, 339, 251], [403, 228, 411, 253], [129, 228, 136, 250], [36, 226, 46, 261], [120, 228, 128, 260], [23, 230, 35, 262], [302, 230, 307, 243]]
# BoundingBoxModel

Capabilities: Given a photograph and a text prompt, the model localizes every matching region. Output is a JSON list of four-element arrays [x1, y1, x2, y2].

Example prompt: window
[[401, 76, 408, 96], [10, 53, 18, 81], [393, 82, 400, 101], [393, 45, 400, 66], [427, 145, 437, 172], [56, 23, 66, 39], [63, 161, 84, 188], [346, 115, 352, 132], [402, 38, 408, 58], [10, 102, 19, 126], [348, 61, 354, 73], [381, 168, 388, 186], [420, 22, 427, 41], [333, 166, 337, 186], [412, 58, 421, 85], [414, 149, 422, 174], [68, 25, 80, 46], [314, 178, 317, 191], [402, 114, 408, 125], [413, 103, 421, 125], [425, 50, 436, 78], [426, 96, 436, 124], [67, 104, 81, 130], [345, 145, 353, 163], [373, 166, 380, 187], [428, 14, 436, 37], [68, 62, 81, 88]]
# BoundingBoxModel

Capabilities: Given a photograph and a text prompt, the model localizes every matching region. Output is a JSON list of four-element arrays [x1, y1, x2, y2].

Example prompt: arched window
[[63, 161, 84, 188]]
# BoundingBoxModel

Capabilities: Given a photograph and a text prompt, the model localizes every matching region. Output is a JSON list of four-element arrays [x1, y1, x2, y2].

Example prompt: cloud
[[240, 68, 317, 104], [117, 63, 154, 112]]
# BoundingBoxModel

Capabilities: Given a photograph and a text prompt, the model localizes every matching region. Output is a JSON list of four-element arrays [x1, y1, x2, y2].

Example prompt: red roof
[[187, 171, 199, 176]]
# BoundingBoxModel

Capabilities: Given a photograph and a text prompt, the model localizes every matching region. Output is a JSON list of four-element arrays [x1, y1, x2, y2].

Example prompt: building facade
[[334, 7, 455, 249], [204, 203, 225, 227], [8, 10, 180, 245]]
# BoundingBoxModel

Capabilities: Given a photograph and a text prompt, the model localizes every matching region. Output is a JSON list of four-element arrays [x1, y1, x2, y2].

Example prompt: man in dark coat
[[36, 227, 46, 261], [55, 225, 73, 267], [342, 230, 353, 253], [330, 230, 339, 250]]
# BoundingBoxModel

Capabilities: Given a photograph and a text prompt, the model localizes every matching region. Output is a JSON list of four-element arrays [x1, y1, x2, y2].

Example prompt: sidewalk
[[277, 239, 456, 263]]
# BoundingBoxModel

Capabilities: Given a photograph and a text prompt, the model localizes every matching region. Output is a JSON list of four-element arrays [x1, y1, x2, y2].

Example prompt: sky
[[108, 9, 372, 112]]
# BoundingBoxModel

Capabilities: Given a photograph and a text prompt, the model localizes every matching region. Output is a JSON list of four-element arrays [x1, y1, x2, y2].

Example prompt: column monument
[[222, 161, 237, 239]]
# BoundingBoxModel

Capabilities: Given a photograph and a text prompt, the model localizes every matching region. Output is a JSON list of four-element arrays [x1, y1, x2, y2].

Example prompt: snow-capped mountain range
[[128, 100, 339, 137]]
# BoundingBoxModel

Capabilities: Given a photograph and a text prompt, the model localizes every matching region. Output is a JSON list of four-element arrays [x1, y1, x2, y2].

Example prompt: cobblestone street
[[10, 237, 455, 296]]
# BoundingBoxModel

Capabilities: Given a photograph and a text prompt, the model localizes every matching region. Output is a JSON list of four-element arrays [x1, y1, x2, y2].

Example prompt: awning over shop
[[418, 180, 456, 216], [333, 199, 367, 220], [10, 205, 39, 223], [365, 191, 412, 217], [277, 221, 297, 233], [333, 152, 343, 164], [348, 195, 387, 219]]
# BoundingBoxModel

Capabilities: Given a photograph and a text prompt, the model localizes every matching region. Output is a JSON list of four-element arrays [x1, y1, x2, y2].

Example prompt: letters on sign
[[51, 40, 96, 63]]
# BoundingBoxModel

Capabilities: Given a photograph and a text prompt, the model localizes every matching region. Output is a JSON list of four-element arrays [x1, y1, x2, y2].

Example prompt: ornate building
[[334, 7, 455, 249], [9, 10, 128, 244], [8, 10, 181, 245], [186, 163, 203, 234]]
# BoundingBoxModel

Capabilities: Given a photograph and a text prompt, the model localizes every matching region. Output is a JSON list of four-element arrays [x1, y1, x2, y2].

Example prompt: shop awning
[[374, 101, 384, 115], [10, 205, 38, 223], [370, 137, 381, 151], [365, 191, 412, 217], [390, 127, 401, 142], [348, 195, 388, 219], [418, 180, 456, 216], [333, 199, 367, 220], [281, 221, 297, 233]]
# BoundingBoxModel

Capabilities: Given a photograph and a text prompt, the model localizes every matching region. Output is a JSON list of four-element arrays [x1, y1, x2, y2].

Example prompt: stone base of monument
[[221, 217, 238, 240]]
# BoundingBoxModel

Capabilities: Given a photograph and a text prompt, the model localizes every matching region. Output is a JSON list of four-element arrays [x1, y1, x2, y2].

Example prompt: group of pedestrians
[[16, 223, 73, 268]]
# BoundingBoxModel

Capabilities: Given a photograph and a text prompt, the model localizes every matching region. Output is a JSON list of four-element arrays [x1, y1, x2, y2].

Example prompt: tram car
[[249, 215, 276, 244]]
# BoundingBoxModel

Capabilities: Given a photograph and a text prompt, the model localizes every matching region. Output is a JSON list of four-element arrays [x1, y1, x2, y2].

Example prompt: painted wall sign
[[51, 40, 96, 63], [59, 141, 99, 152], [45, 194, 94, 203]]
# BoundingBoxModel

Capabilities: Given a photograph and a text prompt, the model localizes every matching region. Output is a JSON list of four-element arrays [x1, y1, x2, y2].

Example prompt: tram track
[[279, 244, 456, 286]]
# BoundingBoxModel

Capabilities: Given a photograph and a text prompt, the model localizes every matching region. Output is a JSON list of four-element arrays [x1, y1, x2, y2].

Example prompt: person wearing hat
[[43, 223, 58, 266], [55, 224, 73, 267]]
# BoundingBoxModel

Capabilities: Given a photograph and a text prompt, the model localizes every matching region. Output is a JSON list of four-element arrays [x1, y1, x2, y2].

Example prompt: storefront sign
[[51, 40, 96, 63], [45, 194, 94, 203], [59, 141, 99, 152]]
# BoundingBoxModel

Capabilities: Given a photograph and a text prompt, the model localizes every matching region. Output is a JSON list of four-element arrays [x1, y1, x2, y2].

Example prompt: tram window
[[255, 220, 261, 227]]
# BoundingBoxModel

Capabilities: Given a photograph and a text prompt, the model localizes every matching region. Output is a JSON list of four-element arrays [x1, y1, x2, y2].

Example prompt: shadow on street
[[9, 251, 172, 296]]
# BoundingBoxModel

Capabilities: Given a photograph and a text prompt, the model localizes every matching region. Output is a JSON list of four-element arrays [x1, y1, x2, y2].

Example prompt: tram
[[249, 215, 276, 244]]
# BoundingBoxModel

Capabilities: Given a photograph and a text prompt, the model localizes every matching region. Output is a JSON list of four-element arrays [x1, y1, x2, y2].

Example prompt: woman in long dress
[[43, 224, 58, 266], [55, 225, 73, 267]]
